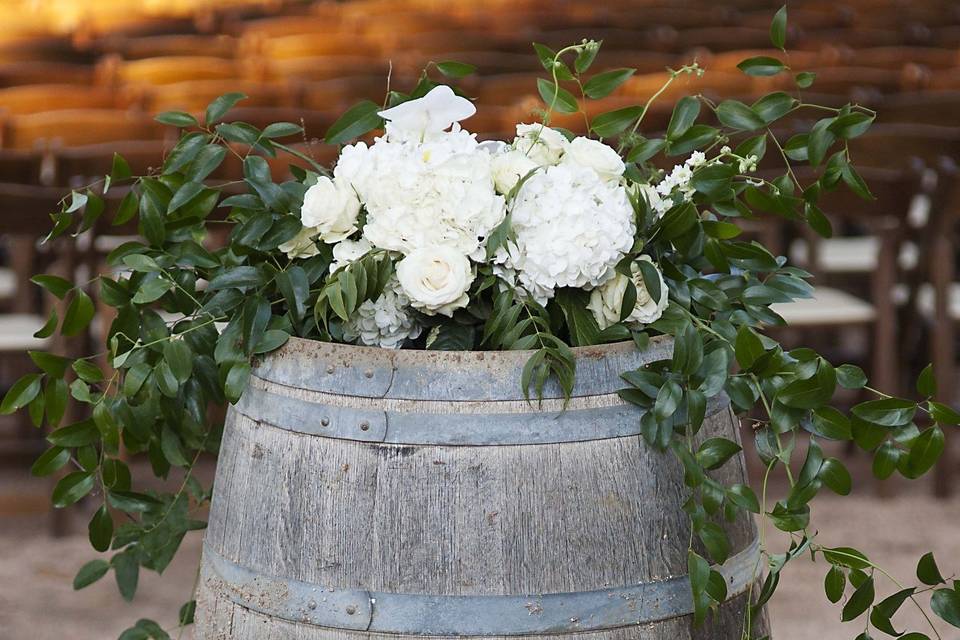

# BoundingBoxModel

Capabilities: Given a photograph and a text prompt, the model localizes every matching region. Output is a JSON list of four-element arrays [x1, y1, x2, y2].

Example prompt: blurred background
[[0, 0, 959, 638]]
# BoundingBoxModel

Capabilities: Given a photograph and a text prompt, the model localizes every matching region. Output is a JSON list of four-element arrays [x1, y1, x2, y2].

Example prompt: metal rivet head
[[307, 600, 317, 610], [345, 604, 357, 615], [359, 421, 370, 431], [364, 369, 374, 378], [320, 417, 330, 427], [325, 364, 335, 374]]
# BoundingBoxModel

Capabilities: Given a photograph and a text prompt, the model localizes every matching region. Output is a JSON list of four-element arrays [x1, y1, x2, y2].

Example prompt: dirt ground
[[1, 475, 958, 640]]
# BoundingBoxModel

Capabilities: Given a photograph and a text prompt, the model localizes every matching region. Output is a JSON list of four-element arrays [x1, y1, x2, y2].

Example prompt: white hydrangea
[[341, 276, 422, 349], [497, 162, 635, 303], [334, 128, 506, 259]]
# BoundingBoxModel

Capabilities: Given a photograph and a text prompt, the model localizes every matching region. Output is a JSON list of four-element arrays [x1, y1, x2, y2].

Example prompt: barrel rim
[[262, 335, 668, 366]]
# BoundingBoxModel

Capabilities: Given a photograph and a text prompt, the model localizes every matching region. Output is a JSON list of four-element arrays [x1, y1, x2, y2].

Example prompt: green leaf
[[179, 601, 197, 626], [727, 483, 760, 513], [161, 425, 189, 467], [917, 552, 945, 586], [917, 363, 937, 397], [204, 92, 247, 125], [73, 559, 110, 590], [698, 522, 730, 564], [770, 5, 787, 49], [89, 505, 113, 552], [690, 164, 735, 198], [155, 111, 197, 127], [590, 105, 643, 138], [262, 122, 304, 138], [667, 124, 718, 156], [931, 588, 960, 628], [30, 446, 71, 477], [819, 458, 851, 495], [824, 565, 845, 603], [752, 92, 796, 124], [48, 419, 99, 447], [737, 56, 786, 76], [1, 373, 42, 414], [31, 274, 73, 299], [163, 340, 193, 383], [62, 290, 95, 336], [34, 309, 58, 338], [872, 442, 900, 479], [555, 289, 600, 347], [824, 546, 871, 569], [325, 100, 383, 145], [167, 181, 205, 214], [72, 358, 104, 383], [851, 398, 916, 427], [716, 100, 766, 130], [654, 379, 682, 420], [537, 78, 579, 113], [52, 471, 95, 508], [225, 362, 251, 404], [627, 137, 665, 163], [583, 68, 635, 99], [795, 71, 817, 88], [929, 401, 960, 425], [836, 363, 867, 389], [778, 360, 836, 409], [113, 550, 140, 602], [903, 426, 945, 478], [131, 275, 173, 304], [829, 112, 875, 139], [807, 118, 836, 168], [667, 96, 700, 139], [436, 61, 477, 78], [696, 437, 742, 470], [841, 576, 875, 621], [734, 325, 764, 369]]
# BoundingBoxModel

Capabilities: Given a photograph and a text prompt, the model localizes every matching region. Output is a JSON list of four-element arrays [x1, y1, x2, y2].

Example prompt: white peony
[[588, 255, 669, 329], [514, 123, 568, 166], [562, 137, 625, 182], [378, 85, 476, 143], [278, 225, 321, 259], [334, 128, 505, 259], [330, 237, 372, 273], [342, 276, 422, 349], [496, 162, 635, 303], [396, 245, 473, 316], [490, 148, 539, 195], [300, 176, 361, 243]]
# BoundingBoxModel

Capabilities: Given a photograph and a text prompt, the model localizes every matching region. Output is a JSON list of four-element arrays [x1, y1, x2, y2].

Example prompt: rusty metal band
[[234, 380, 731, 446], [202, 538, 760, 635]]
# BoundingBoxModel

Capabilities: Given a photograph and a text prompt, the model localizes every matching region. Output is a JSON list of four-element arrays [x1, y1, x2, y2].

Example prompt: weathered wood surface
[[196, 338, 768, 639]]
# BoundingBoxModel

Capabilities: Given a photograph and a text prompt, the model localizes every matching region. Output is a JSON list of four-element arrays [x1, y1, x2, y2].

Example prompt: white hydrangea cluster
[[334, 125, 505, 259], [497, 161, 635, 303], [341, 276, 423, 350]]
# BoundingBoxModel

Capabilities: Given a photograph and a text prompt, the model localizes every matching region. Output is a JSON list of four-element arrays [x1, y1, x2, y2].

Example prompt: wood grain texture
[[195, 340, 769, 638]]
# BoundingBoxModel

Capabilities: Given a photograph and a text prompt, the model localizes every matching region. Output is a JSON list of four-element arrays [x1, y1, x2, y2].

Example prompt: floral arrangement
[[5, 7, 960, 639]]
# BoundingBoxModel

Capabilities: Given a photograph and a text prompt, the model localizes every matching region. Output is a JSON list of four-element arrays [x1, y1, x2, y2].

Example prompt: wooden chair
[[0, 62, 94, 88], [144, 79, 292, 115], [0, 84, 129, 117], [3, 109, 165, 150], [96, 33, 239, 59], [97, 55, 242, 87]]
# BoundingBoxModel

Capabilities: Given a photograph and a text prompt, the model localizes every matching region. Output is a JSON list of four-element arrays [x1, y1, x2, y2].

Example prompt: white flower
[[396, 245, 473, 316], [300, 176, 361, 243], [378, 85, 476, 142], [632, 182, 671, 217], [342, 276, 422, 349], [334, 128, 505, 258], [588, 255, 668, 329], [562, 136, 625, 182], [278, 225, 321, 259], [514, 123, 568, 166], [685, 151, 707, 167], [490, 149, 538, 195], [330, 238, 372, 273], [497, 162, 635, 303], [656, 163, 694, 197]]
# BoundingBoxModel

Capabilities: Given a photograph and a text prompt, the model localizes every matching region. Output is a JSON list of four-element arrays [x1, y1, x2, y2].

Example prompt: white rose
[[514, 123, 568, 166], [562, 137, 625, 182], [278, 225, 321, 260], [330, 237, 372, 273], [587, 255, 668, 329], [396, 245, 473, 317], [490, 149, 539, 195], [300, 176, 361, 243]]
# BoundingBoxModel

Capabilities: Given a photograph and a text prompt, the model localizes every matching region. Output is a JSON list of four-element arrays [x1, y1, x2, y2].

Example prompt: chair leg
[[930, 235, 955, 498]]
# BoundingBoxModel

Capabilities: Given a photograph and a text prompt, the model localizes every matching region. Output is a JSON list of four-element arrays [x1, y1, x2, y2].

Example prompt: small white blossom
[[513, 123, 568, 166], [685, 151, 707, 167], [278, 225, 320, 259], [330, 238, 372, 273], [378, 85, 476, 142], [342, 276, 422, 349], [300, 176, 361, 243], [587, 255, 669, 329]]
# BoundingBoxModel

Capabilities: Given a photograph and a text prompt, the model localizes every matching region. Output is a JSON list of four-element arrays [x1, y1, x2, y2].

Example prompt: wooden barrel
[[196, 337, 768, 639]]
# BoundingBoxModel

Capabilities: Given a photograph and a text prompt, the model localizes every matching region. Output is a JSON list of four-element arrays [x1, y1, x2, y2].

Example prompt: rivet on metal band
[[202, 538, 761, 636]]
